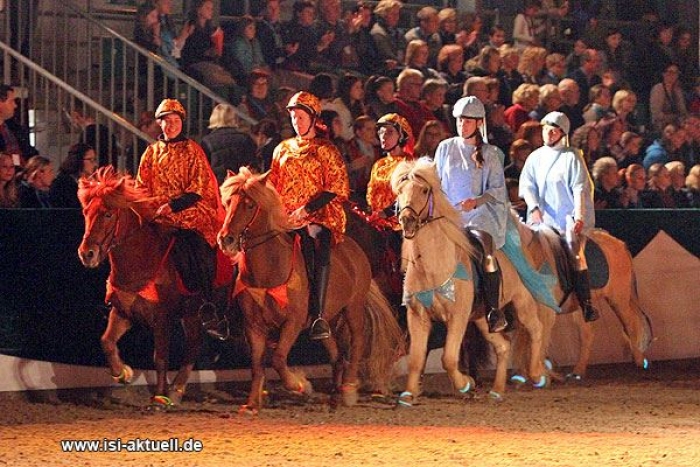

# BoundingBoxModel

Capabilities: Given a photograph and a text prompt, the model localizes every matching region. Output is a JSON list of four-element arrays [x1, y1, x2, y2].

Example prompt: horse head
[[218, 168, 285, 256], [77, 167, 145, 268], [391, 159, 445, 239]]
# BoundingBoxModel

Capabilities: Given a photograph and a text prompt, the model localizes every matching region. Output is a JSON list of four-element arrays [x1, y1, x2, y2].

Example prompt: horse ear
[[225, 169, 236, 180]]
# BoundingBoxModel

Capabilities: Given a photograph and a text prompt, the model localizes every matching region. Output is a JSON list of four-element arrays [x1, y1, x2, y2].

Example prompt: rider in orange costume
[[268, 91, 350, 340]]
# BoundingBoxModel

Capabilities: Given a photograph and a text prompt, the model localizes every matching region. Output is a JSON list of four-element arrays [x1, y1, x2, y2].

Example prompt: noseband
[[232, 191, 282, 252]]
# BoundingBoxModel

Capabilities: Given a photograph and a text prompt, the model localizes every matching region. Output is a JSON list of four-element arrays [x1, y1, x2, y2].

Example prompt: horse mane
[[77, 166, 148, 209], [220, 167, 293, 231], [391, 158, 475, 259]]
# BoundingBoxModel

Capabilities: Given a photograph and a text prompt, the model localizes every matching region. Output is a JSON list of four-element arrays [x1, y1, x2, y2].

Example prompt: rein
[[235, 192, 284, 252]]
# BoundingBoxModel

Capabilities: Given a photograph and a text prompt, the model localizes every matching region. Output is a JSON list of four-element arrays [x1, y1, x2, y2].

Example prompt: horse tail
[[360, 280, 406, 394]]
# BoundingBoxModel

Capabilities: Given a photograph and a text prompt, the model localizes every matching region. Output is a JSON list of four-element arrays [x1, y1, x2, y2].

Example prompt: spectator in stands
[[622, 163, 647, 209], [437, 44, 468, 105], [504, 138, 533, 181], [599, 28, 632, 83], [665, 160, 690, 208], [128, 110, 161, 174], [68, 101, 119, 169], [504, 83, 539, 134], [571, 122, 602, 166], [685, 164, 700, 207], [487, 24, 507, 49], [18, 155, 54, 208], [414, 119, 447, 159], [530, 83, 562, 122], [394, 68, 437, 137], [154, 0, 193, 68], [641, 162, 676, 208], [404, 6, 442, 69], [421, 79, 451, 134], [497, 45, 524, 108], [643, 21, 676, 99], [0, 153, 19, 208], [271, 86, 297, 140], [565, 38, 587, 75], [225, 15, 266, 79], [512, 0, 546, 50], [541, 52, 567, 86], [281, 0, 331, 72], [611, 89, 641, 135], [364, 75, 398, 121], [48, 143, 97, 209], [237, 69, 279, 132], [344, 115, 380, 204], [201, 103, 258, 185], [134, 1, 162, 57], [256, 0, 289, 70], [649, 62, 687, 136], [436, 8, 464, 50], [463, 76, 492, 106], [0, 84, 39, 166], [678, 114, 700, 168], [181, 0, 241, 103], [330, 74, 366, 143], [583, 84, 613, 124], [319, 110, 347, 155], [673, 26, 699, 93], [517, 46, 548, 85], [251, 118, 281, 172], [610, 130, 644, 169], [485, 98, 514, 157], [458, 13, 486, 61], [592, 156, 625, 209], [345, 1, 379, 76], [514, 120, 544, 150], [404, 40, 441, 81], [596, 116, 625, 159], [309, 73, 337, 109], [315, 0, 358, 72], [558, 77, 584, 133], [465, 45, 501, 80], [567, 48, 602, 111], [370, 0, 406, 77], [643, 123, 687, 170]]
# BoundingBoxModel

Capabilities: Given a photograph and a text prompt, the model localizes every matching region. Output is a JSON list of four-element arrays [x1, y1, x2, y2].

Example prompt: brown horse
[[509, 212, 653, 379], [217, 168, 404, 414], [77, 167, 226, 407], [391, 159, 553, 405]]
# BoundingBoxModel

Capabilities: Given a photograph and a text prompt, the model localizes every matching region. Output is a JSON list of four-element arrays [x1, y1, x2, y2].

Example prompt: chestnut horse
[[391, 159, 553, 406], [77, 167, 228, 406], [509, 213, 653, 379], [217, 168, 404, 414]]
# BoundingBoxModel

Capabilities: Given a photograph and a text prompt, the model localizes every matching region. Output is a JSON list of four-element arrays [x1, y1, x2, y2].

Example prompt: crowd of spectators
[[2, 0, 700, 212]]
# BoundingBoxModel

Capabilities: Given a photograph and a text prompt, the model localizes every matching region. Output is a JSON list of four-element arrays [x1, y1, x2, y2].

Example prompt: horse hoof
[[396, 391, 414, 408], [532, 375, 548, 389], [167, 388, 185, 405], [488, 390, 504, 402], [458, 376, 476, 395], [339, 383, 359, 407], [642, 358, 650, 370], [510, 374, 527, 386], [544, 358, 553, 371], [238, 404, 259, 417], [111, 365, 133, 385], [151, 395, 173, 409]]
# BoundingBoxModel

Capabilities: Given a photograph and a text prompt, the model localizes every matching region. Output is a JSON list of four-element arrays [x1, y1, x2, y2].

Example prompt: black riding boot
[[484, 270, 507, 333], [309, 262, 331, 340], [574, 269, 600, 322]]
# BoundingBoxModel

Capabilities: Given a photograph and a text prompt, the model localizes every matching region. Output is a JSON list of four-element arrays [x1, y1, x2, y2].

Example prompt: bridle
[[83, 198, 149, 259], [396, 175, 443, 234], [231, 191, 283, 252]]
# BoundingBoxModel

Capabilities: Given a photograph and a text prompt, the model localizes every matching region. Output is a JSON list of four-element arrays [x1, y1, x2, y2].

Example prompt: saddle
[[550, 232, 610, 292]]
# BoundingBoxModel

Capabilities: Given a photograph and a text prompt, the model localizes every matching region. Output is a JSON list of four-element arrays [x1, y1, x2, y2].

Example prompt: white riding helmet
[[452, 96, 486, 119], [541, 111, 571, 135]]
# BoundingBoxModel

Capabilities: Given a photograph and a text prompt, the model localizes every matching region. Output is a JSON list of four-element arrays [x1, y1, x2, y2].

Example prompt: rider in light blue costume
[[434, 96, 509, 333], [518, 111, 600, 322]]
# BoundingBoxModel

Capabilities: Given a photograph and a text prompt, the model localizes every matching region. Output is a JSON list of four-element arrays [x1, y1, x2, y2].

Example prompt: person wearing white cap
[[434, 95, 509, 333], [518, 110, 599, 322]]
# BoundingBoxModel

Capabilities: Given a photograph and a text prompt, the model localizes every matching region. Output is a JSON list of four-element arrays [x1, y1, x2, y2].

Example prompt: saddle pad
[[585, 237, 609, 290]]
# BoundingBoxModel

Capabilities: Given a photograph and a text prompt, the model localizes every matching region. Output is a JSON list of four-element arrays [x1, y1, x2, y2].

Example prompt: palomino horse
[[510, 213, 653, 379], [391, 159, 553, 405], [217, 168, 404, 414], [77, 167, 228, 407]]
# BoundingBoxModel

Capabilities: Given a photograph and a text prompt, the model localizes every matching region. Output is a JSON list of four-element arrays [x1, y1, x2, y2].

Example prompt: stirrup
[[487, 308, 508, 333], [309, 317, 330, 340], [582, 303, 600, 323]]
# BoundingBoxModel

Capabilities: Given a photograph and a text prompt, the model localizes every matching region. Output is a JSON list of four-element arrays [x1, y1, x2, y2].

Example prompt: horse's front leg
[[150, 309, 172, 407], [168, 307, 204, 405], [271, 317, 312, 396], [441, 310, 473, 397], [474, 316, 510, 399], [101, 307, 133, 384], [512, 296, 548, 388], [399, 306, 430, 407], [241, 324, 267, 415]]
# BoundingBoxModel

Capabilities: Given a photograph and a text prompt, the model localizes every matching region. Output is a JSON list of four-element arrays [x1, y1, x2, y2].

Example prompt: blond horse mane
[[220, 167, 294, 232], [391, 158, 475, 260], [77, 166, 150, 210]]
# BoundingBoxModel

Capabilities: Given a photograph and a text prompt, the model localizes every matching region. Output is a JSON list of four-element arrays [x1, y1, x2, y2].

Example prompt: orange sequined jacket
[[269, 136, 350, 244], [136, 137, 222, 247]]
